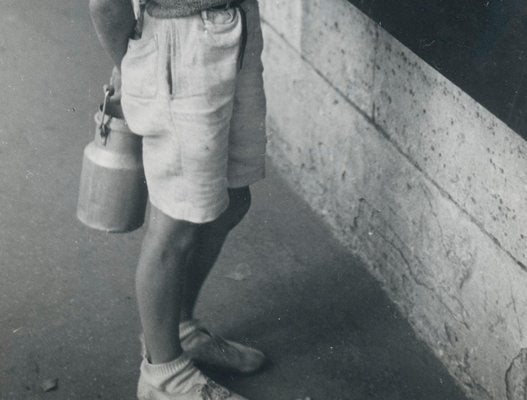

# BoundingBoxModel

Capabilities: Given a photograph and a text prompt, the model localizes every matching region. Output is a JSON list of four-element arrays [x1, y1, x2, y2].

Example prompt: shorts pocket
[[121, 36, 158, 99], [201, 8, 239, 31]]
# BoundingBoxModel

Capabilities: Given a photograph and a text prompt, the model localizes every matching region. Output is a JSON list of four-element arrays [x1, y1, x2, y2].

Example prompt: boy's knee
[[145, 208, 200, 256], [172, 227, 199, 254]]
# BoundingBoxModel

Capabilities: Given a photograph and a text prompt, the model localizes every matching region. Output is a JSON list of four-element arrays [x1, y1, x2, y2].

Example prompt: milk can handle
[[99, 85, 115, 145]]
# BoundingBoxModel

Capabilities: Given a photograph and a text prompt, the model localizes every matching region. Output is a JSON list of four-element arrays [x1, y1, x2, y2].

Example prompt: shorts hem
[[149, 196, 230, 224], [228, 167, 265, 188]]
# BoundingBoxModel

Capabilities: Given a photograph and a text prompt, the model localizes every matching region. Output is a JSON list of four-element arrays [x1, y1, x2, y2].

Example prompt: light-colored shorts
[[121, 0, 266, 224]]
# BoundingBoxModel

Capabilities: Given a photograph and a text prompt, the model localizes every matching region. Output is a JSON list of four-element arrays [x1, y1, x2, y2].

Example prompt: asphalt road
[[0, 1, 468, 399]]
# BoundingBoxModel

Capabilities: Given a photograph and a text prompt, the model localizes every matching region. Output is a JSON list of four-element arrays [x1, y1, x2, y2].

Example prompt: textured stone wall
[[259, 1, 527, 399]]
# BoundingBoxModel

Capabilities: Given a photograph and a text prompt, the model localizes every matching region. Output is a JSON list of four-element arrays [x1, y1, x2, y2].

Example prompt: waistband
[[145, 0, 247, 19], [208, 0, 246, 10], [132, 0, 249, 69]]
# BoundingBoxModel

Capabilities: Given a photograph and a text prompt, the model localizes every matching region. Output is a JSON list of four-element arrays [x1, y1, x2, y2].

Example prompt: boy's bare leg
[[136, 205, 199, 364], [136, 208, 249, 399], [180, 187, 251, 321], [175, 187, 265, 375]]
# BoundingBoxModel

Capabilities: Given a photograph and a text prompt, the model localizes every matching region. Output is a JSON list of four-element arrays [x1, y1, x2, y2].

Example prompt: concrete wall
[[258, 1, 527, 399]]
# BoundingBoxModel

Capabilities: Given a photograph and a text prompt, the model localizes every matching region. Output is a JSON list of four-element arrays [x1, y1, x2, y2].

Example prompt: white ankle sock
[[179, 319, 210, 349], [140, 354, 208, 394]]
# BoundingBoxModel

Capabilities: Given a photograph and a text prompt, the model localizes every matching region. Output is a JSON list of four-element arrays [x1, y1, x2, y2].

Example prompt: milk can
[[77, 87, 148, 233]]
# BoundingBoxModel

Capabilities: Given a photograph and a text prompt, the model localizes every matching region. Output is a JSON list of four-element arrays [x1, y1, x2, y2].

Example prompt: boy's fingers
[[110, 66, 122, 86], [109, 66, 122, 100], [103, 84, 115, 97]]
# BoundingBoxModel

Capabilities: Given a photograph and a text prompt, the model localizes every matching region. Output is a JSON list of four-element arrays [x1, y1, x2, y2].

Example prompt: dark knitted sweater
[[146, 0, 232, 18]]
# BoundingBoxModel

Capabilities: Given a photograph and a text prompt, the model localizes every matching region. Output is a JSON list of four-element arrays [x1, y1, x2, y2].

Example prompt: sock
[[179, 319, 210, 349], [140, 320, 265, 375], [140, 354, 208, 394]]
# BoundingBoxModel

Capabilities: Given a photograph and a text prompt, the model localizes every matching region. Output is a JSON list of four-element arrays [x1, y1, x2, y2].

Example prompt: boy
[[88, 0, 267, 398]]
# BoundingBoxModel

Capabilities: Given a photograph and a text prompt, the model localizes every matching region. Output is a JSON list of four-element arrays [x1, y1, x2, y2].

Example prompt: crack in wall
[[505, 349, 527, 400], [356, 198, 471, 331], [505, 266, 525, 342]]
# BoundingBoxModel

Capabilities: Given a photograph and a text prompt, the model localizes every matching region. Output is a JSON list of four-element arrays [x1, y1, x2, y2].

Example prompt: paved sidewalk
[[0, 1, 468, 399]]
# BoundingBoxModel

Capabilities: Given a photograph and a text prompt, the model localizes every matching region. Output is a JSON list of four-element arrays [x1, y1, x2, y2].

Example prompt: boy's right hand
[[102, 66, 124, 119]]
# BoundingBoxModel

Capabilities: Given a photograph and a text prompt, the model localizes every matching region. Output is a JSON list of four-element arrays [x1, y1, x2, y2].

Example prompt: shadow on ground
[[197, 169, 469, 400]]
